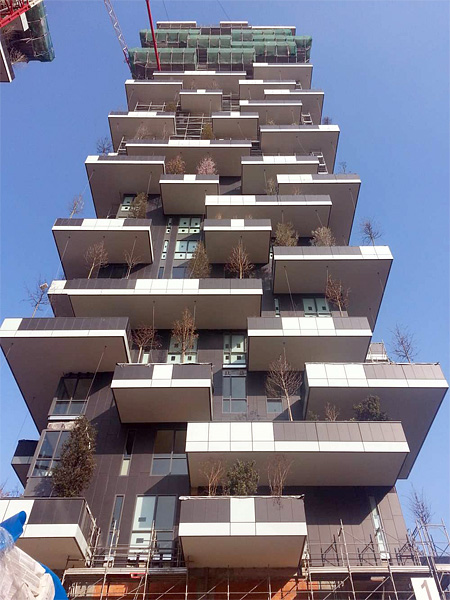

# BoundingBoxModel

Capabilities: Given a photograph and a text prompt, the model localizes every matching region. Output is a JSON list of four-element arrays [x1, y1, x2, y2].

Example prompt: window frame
[[151, 429, 188, 476], [222, 369, 248, 414], [31, 429, 70, 477]]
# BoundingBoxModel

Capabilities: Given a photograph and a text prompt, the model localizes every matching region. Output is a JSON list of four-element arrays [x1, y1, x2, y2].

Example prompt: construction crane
[[103, 0, 161, 74], [0, 0, 39, 29]]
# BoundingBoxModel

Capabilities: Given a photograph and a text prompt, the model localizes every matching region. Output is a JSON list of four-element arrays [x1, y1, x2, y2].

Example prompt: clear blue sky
[[1, 1, 448, 526]]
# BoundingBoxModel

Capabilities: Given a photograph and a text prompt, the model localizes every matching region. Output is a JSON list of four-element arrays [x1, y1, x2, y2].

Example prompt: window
[[97, 263, 128, 279], [158, 266, 165, 279], [223, 370, 247, 414], [172, 266, 187, 279], [162, 240, 169, 260], [178, 217, 201, 235], [32, 430, 70, 476], [151, 430, 187, 476], [303, 296, 330, 317], [165, 218, 173, 234], [223, 333, 246, 365], [131, 495, 176, 554], [107, 495, 124, 547], [274, 298, 280, 317], [174, 240, 198, 260], [369, 496, 390, 560], [267, 398, 283, 414], [50, 375, 93, 417], [120, 431, 135, 476], [167, 335, 198, 363], [119, 194, 135, 214]]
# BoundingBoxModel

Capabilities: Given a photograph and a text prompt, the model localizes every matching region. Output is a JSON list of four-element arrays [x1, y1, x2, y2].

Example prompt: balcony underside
[[241, 155, 319, 194], [304, 362, 449, 478], [112, 363, 213, 423], [252, 63, 313, 88], [204, 219, 271, 263], [247, 316, 372, 370], [205, 194, 332, 237], [180, 90, 223, 114], [160, 175, 220, 214], [239, 80, 296, 100], [277, 174, 361, 245], [212, 113, 259, 139], [52, 219, 153, 279], [153, 71, 245, 94], [239, 100, 303, 125], [263, 90, 324, 125], [0, 317, 130, 431], [109, 113, 176, 150], [186, 422, 409, 487], [125, 79, 183, 108], [49, 279, 263, 330]]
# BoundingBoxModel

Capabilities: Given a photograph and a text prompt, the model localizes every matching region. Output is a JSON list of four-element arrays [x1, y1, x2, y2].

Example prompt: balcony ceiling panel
[[239, 100, 303, 125], [153, 71, 245, 94], [204, 220, 271, 263], [241, 155, 319, 195], [109, 113, 176, 151], [125, 80, 183, 108], [252, 63, 313, 88], [160, 176, 220, 214]]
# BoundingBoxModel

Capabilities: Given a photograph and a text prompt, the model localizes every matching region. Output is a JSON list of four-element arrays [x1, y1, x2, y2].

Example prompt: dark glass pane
[[231, 399, 247, 413], [38, 432, 59, 458], [33, 460, 51, 477], [151, 457, 171, 475], [73, 377, 92, 400], [171, 458, 188, 475], [154, 430, 173, 454], [108, 496, 124, 546], [172, 267, 186, 279], [222, 376, 231, 398], [53, 401, 69, 415], [231, 376, 246, 398], [155, 496, 176, 529], [158, 267, 164, 279], [267, 399, 282, 414], [57, 377, 76, 400], [54, 431, 70, 459], [173, 430, 186, 454], [222, 399, 230, 413], [125, 431, 135, 458], [70, 401, 85, 415], [156, 531, 173, 550]]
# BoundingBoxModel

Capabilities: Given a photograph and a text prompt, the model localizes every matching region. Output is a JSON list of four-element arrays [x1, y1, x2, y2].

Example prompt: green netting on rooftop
[[187, 35, 232, 48], [232, 28, 293, 41], [129, 47, 197, 77], [140, 28, 200, 46], [207, 48, 256, 66], [25, 2, 55, 62], [254, 41, 297, 57]]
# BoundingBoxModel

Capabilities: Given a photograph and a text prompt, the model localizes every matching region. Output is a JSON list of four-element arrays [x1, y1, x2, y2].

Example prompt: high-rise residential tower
[[1, 19, 449, 600]]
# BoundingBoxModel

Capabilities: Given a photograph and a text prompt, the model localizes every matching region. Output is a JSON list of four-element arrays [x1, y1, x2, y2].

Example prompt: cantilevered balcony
[[252, 63, 313, 88], [239, 79, 296, 100], [125, 139, 252, 177], [263, 89, 324, 125], [186, 421, 409, 487], [247, 316, 372, 370], [272, 246, 393, 327], [277, 173, 361, 245], [0, 317, 131, 430], [49, 279, 263, 330], [204, 219, 271, 263], [241, 155, 320, 194], [11, 440, 37, 487], [160, 174, 220, 214], [304, 362, 449, 478], [0, 498, 96, 570], [260, 125, 340, 172], [85, 155, 165, 218], [179, 495, 307, 568], [212, 111, 259, 139], [205, 194, 332, 237], [239, 99, 303, 125], [108, 111, 176, 150], [52, 218, 153, 279], [180, 89, 223, 114], [153, 71, 245, 94], [112, 363, 213, 423], [125, 79, 183, 109]]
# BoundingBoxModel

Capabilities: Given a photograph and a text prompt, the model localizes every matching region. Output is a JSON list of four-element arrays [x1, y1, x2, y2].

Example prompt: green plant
[[52, 417, 97, 497], [353, 395, 388, 421], [201, 123, 215, 140], [224, 460, 259, 496]]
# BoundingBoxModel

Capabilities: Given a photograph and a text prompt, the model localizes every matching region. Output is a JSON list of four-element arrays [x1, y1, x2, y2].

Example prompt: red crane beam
[[0, 0, 30, 29], [144, 0, 160, 71]]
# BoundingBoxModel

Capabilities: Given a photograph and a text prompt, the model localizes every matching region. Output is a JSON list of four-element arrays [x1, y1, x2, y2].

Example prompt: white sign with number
[[411, 577, 440, 600]]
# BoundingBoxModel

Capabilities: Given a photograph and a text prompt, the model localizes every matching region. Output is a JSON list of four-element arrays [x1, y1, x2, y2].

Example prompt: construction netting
[[129, 47, 197, 78], [187, 35, 232, 48], [206, 47, 255, 67], [8, 1, 55, 62], [140, 28, 200, 47]]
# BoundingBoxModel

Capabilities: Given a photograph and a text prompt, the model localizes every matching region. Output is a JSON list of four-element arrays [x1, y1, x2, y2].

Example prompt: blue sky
[[1, 1, 448, 526]]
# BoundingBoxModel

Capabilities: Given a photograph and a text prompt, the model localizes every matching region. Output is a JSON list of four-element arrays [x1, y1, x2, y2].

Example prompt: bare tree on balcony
[[124, 249, 143, 279], [85, 241, 108, 279], [196, 156, 217, 175], [274, 222, 299, 247], [68, 194, 84, 219], [265, 354, 302, 422], [408, 486, 433, 525], [265, 177, 278, 195], [165, 100, 178, 113], [226, 240, 254, 279], [360, 218, 382, 246], [171, 308, 198, 363], [322, 116, 333, 124], [200, 460, 226, 496], [165, 155, 186, 175], [390, 324, 417, 363], [52, 416, 97, 497], [325, 275, 350, 316], [324, 403, 340, 421], [310, 226, 336, 246], [135, 123, 152, 140], [25, 277, 49, 318], [129, 192, 148, 219], [96, 136, 113, 155], [267, 455, 292, 496], [132, 326, 161, 362], [0, 482, 22, 498], [188, 241, 211, 278], [338, 161, 348, 174]]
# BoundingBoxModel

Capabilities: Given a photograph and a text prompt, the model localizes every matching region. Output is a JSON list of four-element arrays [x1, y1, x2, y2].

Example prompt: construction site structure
[[0, 16, 449, 600]]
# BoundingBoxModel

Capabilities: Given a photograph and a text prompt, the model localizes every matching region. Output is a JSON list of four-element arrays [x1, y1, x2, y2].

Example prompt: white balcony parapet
[[304, 361, 449, 478], [186, 421, 409, 487], [179, 495, 306, 568], [247, 315, 372, 370]]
